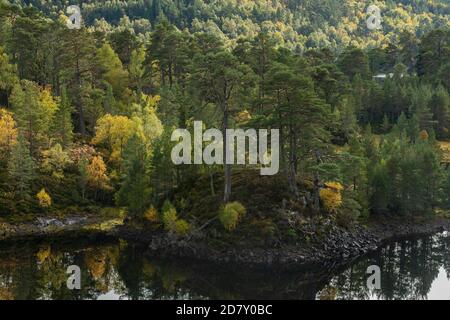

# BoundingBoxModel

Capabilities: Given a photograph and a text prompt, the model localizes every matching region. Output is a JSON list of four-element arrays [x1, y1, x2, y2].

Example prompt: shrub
[[162, 199, 175, 214], [286, 228, 298, 240], [336, 209, 358, 228], [419, 129, 429, 141], [143, 206, 159, 223], [320, 182, 343, 213], [161, 201, 191, 237], [336, 195, 362, 228], [250, 218, 277, 238], [219, 201, 246, 231], [162, 208, 178, 231], [175, 219, 191, 236], [36, 189, 52, 208]]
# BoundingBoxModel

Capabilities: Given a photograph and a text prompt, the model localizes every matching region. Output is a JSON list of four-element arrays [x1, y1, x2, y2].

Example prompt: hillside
[[0, 0, 448, 259], [10, 0, 450, 50]]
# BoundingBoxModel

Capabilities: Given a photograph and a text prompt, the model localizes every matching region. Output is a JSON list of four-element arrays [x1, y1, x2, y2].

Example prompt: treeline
[[0, 2, 449, 234], [10, 0, 450, 51]]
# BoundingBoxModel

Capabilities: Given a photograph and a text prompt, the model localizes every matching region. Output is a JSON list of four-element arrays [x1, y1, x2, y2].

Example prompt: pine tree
[[96, 42, 129, 98], [116, 134, 151, 217], [8, 134, 36, 198], [381, 114, 391, 133], [431, 86, 449, 139], [340, 99, 358, 140], [10, 80, 57, 154], [412, 85, 435, 133], [52, 86, 73, 148], [58, 27, 96, 136], [191, 48, 255, 202]]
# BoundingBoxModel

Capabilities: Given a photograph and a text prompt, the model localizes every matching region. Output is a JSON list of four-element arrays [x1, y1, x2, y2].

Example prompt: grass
[[83, 217, 124, 232]]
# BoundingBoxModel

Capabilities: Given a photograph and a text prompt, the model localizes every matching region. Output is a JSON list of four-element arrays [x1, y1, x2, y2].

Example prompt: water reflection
[[0, 232, 449, 300], [318, 232, 450, 300]]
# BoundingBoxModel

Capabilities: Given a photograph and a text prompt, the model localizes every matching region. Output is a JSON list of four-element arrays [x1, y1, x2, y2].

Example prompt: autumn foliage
[[143, 206, 159, 223], [86, 156, 111, 191], [36, 189, 52, 208], [162, 201, 191, 237], [320, 182, 344, 213], [0, 108, 17, 156], [219, 202, 247, 231]]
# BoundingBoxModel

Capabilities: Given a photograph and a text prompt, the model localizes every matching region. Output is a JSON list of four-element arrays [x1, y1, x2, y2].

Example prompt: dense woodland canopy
[[10, 0, 450, 51], [0, 0, 449, 241]]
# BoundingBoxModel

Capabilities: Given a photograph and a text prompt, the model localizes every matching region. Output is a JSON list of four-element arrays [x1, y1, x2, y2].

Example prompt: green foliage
[[338, 47, 370, 80], [219, 202, 246, 231], [41, 144, 71, 180], [442, 171, 450, 209], [116, 134, 151, 217], [0, 1, 448, 240], [10, 80, 57, 154], [161, 200, 191, 237], [174, 219, 191, 237], [11, 0, 449, 52], [162, 199, 175, 215], [367, 125, 444, 216], [162, 207, 178, 232], [336, 195, 362, 228], [52, 86, 73, 148], [96, 42, 129, 98], [7, 134, 36, 198]]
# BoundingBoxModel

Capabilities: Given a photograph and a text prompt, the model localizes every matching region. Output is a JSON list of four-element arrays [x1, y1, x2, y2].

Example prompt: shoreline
[[115, 216, 450, 271], [1, 214, 450, 271], [0, 215, 123, 242]]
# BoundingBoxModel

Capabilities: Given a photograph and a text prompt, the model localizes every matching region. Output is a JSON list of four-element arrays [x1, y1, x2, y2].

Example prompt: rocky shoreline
[[0, 215, 123, 242], [2, 213, 450, 271], [115, 217, 450, 271]]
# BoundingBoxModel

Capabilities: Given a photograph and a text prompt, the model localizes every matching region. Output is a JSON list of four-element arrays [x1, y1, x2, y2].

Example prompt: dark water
[[1, 232, 450, 300]]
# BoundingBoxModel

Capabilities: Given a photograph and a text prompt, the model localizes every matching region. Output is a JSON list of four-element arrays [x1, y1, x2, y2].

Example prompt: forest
[[0, 0, 449, 246], [10, 0, 450, 51]]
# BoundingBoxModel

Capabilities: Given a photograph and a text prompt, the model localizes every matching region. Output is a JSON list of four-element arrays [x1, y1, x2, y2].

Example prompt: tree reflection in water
[[319, 231, 450, 300], [0, 232, 449, 300]]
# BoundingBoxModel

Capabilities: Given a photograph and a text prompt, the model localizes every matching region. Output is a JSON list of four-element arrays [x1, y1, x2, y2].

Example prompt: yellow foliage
[[235, 110, 252, 123], [175, 219, 191, 236], [144, 206, 159, 223], [36, 245, 51, 264], [318, 286, 338, 300], [0, 288, 14, 300], [41, 144, 71, 180], [320, 182, 343, 213], [86, 156, 111, 190], [131, 93, 163, 150], [419, 129, 429, 141], [36, 188, 52, 208], [324, 181, 344, 191], [439, 141, 450, 164], [219, 201, 247, 231], [0, 108, 17, 154], [96, 43, 129, 97], [162, 206, 191, 237], [92, 114, 136, 162], [85, 250, 107, 279], [39, 88, 58, 121], [162, 208, 178, 231]]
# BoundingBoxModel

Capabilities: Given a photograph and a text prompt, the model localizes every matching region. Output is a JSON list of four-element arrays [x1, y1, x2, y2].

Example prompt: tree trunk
[[312, 150, 322, 212], [223, 102, 231, 203], [75, 58, 86, 136], [209, 168, 216, 196], [287, 126, 299, 198]]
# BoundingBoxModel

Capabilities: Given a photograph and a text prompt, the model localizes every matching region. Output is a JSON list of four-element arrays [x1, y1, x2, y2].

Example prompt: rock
[[36, 218, 64, 228]]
